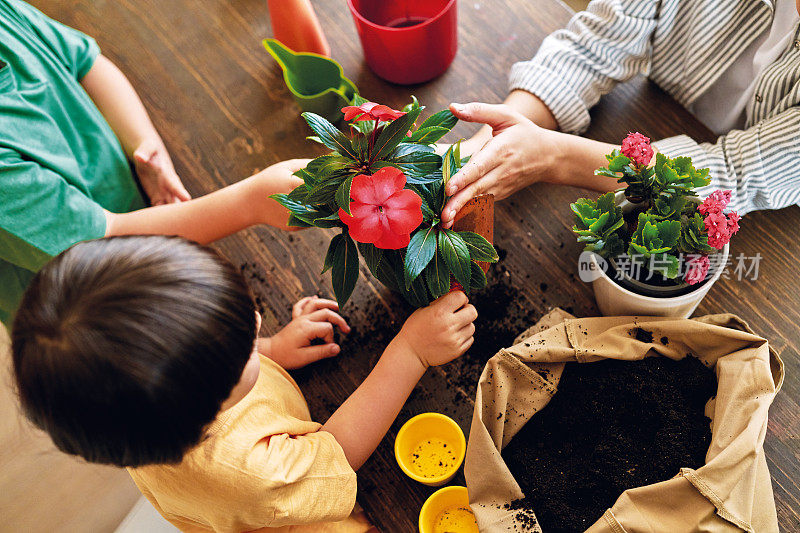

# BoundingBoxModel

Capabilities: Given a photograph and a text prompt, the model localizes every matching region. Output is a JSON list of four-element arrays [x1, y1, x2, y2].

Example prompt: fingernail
[[451, 103, 464, 112], [331, 345, 340, 355], [446, 185, 455, 195], [447, 209, 455, 219]]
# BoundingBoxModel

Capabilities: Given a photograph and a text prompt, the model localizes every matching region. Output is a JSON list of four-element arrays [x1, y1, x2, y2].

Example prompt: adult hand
[[440, 102, 560, 228], [133, 138, 192, 205], [266, 296, 351, 369]]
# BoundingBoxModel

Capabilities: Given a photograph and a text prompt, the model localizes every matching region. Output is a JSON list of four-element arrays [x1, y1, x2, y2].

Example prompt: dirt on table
[[501, 355, 716, 532]]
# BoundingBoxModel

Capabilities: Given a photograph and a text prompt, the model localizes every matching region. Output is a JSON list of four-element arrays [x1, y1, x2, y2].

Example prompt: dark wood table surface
[[37, 0, 799, 531]]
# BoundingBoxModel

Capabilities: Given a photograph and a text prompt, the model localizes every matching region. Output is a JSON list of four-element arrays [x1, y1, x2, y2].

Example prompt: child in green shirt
[[0, 0, 305, 324]]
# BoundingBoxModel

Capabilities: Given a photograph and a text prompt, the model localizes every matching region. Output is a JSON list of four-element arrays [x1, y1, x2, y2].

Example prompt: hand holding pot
[[441, 103, 560, 228], [395, 291, 477, 368]]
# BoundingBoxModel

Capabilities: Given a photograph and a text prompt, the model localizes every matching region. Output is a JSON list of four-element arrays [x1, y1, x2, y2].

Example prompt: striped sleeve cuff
[[653, 134, 753, 216], [509, 61, 591, 134]]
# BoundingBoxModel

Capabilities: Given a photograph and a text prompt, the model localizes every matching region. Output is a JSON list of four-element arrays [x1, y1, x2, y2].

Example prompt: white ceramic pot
[[584, 192, 729, 318]]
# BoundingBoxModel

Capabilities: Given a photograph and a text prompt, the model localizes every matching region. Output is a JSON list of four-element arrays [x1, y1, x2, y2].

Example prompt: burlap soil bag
[[465, 309, 784, 533]]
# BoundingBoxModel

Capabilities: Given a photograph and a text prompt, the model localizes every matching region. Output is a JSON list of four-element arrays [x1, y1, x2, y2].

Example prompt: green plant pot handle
[[263, 38, 358, 123]]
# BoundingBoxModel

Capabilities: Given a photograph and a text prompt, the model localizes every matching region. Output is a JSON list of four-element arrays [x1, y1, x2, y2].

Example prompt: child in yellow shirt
[[10, 235, 477, 532]]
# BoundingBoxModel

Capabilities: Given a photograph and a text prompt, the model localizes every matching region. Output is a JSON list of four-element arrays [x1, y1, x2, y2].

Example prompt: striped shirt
[[509, 0, 800, 216]]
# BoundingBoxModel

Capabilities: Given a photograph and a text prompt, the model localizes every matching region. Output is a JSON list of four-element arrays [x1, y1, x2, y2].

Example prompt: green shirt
[[0, 0, 145, 324]]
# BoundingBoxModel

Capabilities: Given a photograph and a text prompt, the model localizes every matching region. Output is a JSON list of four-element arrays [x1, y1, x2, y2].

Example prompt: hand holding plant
[[392, 291, 477, 369]]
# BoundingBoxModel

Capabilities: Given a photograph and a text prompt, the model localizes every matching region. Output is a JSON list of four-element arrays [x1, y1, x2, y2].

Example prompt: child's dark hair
[[11, 235, 256, 468]]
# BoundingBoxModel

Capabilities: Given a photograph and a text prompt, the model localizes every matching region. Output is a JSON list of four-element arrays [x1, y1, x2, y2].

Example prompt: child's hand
[[255, 159, 312, 231], [133, 139, 192, 205], [265, 296, 352, 369], [395, 291, 477, 368]]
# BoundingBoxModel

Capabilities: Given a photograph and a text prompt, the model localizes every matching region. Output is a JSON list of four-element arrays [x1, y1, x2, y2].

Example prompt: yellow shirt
[[128, 355, 357, 532]]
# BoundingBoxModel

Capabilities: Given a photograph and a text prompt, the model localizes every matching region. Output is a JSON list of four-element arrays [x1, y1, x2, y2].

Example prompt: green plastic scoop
[[263, 38, 358, 123]]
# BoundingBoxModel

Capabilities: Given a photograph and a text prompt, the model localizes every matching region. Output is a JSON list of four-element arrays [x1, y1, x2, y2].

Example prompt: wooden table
[[39, 0, 799, 530]]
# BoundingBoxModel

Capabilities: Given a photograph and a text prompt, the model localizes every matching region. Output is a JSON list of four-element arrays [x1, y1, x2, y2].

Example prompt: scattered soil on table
[[632, 327, 654, 343], [501, 355, 716, 532]]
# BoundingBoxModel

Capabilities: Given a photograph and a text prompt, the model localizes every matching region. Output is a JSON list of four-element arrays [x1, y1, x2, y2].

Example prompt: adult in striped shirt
[[440, 0, 800, 228]]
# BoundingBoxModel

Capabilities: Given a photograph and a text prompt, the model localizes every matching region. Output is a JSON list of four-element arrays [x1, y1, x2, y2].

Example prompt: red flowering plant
[[271, 96, 498, 306], [571, 133, 739, 286]]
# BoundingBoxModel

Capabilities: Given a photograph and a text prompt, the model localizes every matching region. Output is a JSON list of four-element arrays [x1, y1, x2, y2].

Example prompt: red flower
[[698, 190, 732, 215], [339, 167, 422, 249], [685, 255, 710, 285], [620, 132, 654, 167], [704, 211, 731, 249], [727, 211, 741, 235], [341, 101, 407, 123]]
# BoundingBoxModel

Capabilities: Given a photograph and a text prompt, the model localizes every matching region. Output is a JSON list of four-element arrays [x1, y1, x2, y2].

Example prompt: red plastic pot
[[347, 0, 458, 85]]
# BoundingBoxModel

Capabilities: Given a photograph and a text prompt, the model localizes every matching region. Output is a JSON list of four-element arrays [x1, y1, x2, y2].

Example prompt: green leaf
[[405, 126, 450, 144], [330, 233, 359, 306], [312, 212, 341, 229], [287, 214, 313, 228], [402, 95, 421, 113], [372, 107, 422, 161], [656, 219, 681, 248], [305, 178, 346, 206], [420, 109, 458, 131], [608, 154, 631, 172], [404, 227, 438, 288], [336, 176, 353, 214], [439, 229, 471, 292], [424, 250, 451, 299], [302, 112, 358, 159], [459, 231, 499, 262], [322, 238, 337, 274], [350, 93, 368, 107], [470, 261, 488, 291]]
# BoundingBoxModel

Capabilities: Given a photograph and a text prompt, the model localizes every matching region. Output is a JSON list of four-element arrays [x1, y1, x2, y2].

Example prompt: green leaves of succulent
[[571, 192, 626, 257], [678, 212, 714, 254], [627, 213, 681, 278]]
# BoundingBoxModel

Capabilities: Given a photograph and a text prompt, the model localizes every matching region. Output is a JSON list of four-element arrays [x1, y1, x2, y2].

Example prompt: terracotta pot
[[450, 194, 494, 292]]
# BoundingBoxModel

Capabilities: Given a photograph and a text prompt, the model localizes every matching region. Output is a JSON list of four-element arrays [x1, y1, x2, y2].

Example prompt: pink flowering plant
[[571, 133, 739, 286], [271, 95, 498, 306]]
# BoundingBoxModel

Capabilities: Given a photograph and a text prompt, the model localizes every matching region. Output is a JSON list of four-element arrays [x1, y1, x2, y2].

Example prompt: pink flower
[[727, 211, 741, 235], [698, 190, 732, 215], [704, 211, 731, 249], [685, 255, 710, 285], [341, 102, 406, 123], [620, 132, 654, 167], [338, 167, 422, 249]]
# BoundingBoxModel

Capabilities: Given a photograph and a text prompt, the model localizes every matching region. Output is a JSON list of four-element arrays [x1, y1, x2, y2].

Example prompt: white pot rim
[[589, 243, 729, 304]]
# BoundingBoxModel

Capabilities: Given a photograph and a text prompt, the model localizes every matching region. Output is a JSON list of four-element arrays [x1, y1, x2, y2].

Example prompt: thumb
[[449, 102, 522, 129]]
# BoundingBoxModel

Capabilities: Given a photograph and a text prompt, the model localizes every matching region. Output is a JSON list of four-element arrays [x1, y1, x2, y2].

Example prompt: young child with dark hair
[[11, 235, 477, 532]]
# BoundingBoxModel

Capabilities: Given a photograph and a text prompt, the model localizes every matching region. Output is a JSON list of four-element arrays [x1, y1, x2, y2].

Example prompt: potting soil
[[501, 355, 716, 532]]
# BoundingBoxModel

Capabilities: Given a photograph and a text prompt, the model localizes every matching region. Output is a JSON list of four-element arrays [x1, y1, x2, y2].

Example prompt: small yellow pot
[[419, 486, 479, 533], [394, 413, 465, 487]]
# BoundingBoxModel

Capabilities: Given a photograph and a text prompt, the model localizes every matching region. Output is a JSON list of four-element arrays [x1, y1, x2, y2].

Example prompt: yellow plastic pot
[[419, 486, 479, 533], [394, 412, 465, 487]]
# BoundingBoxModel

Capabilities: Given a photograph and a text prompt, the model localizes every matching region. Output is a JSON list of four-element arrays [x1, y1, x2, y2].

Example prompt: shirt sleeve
[[653, 106, 800, 216], [9, 0, 100, 79], [0, 148, 107, 271], [509, 0, 659, 133], [254, 431, 357, 526]]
